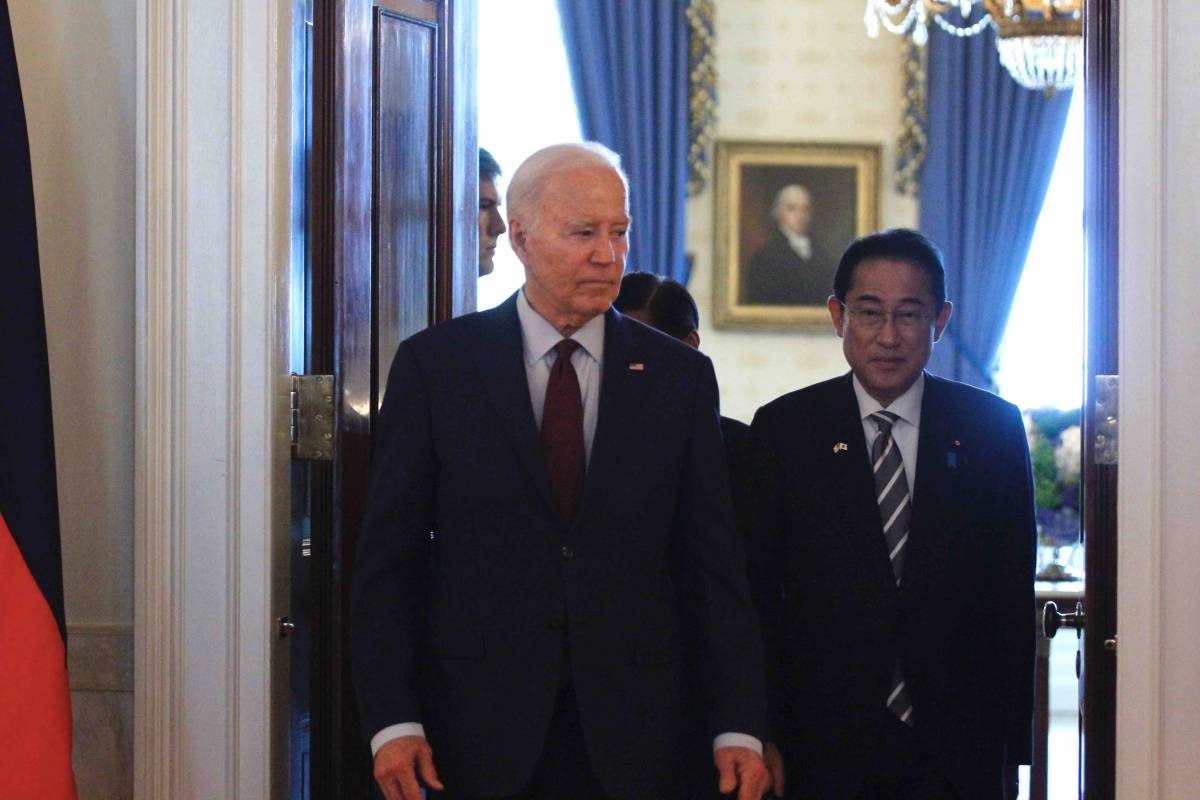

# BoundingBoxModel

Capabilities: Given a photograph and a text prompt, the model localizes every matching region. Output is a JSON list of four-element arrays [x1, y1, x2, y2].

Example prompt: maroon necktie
[[540, 339, 585, 525]]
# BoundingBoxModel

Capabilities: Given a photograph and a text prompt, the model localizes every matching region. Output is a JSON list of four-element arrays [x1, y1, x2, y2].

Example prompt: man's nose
[[877, 314, 903, 343], [592, 239, 616, 263], [488, 210, 506, 236]]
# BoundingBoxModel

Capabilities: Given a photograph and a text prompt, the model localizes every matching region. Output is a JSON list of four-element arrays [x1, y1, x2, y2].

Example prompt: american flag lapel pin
[[833, 442, 849, 454], [628, 362, 645, 371]]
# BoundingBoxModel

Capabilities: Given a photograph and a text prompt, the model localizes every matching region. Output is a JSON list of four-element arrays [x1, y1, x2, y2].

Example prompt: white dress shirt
[[851, 372, 924, 498]]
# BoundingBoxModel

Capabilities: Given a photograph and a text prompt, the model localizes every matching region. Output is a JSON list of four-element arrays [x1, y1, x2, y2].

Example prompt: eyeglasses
[[843, 304, 934, 332]]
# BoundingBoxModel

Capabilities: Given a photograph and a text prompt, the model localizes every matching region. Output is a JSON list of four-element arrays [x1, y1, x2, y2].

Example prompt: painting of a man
[[712, 141, 879, 329], [741, 183, 835, 307]]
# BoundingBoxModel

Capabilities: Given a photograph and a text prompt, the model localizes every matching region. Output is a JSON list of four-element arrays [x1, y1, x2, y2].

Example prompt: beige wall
[[9, 1, 135, 797], [690, 0, 918, 421]]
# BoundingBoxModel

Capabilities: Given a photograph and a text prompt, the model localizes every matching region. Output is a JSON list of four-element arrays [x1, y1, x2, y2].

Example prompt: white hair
[[506, 142, 629, 229], [771, 183, 813, 220]]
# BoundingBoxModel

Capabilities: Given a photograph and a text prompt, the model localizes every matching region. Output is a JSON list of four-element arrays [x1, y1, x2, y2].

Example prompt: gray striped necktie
[[870, 410, 915, 726]]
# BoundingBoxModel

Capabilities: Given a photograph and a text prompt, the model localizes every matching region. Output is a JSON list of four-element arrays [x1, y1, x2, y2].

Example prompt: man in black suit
[[351, 142, 771, 800], [742, 184, 834, 307], [747, 229, 1035, 799]]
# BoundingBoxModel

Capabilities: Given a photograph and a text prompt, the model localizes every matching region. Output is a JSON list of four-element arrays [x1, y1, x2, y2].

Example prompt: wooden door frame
[[1082, 1, 1118, 797], [306, 0, 476, 795]]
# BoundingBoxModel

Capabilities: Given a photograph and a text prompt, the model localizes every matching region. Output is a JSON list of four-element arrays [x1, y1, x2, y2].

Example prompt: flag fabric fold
[[0, 1, 78, 796], [0, 514, 77, 798]]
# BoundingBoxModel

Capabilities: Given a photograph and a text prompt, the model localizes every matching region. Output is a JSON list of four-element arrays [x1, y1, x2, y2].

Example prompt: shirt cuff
[[370, 723, 426, 757], [713, 732, 763, 755]]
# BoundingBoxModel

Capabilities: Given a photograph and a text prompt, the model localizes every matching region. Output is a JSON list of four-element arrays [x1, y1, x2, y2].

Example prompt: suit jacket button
[[547, 617, 565, 631], [561, 545, 575, 560]]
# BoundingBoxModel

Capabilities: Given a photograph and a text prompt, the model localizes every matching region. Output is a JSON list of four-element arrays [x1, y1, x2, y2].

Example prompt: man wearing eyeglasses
[[746, 228, 1036, 799]]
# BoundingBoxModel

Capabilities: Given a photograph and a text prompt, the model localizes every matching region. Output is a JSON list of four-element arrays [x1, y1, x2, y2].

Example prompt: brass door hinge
[[290, 374, 334, 460]]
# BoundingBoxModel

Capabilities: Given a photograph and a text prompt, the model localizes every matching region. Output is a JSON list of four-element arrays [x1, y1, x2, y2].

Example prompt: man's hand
[[764, 741, 786, 797], [715, 745, 773, 800], [373, 736, 444, 800]]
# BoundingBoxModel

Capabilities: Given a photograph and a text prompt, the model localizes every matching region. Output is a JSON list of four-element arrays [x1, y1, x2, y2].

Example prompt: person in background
[[614, 271, 758, 800], [746, 228, 1036, 799], [352, 142, 771, 800], [478, 147, 507, 276], [613, 272, 749, 483]]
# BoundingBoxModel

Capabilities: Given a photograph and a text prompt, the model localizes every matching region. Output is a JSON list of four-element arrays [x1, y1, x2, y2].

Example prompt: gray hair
[[506, 142, 629, 230], [771, 183, 812, 220]]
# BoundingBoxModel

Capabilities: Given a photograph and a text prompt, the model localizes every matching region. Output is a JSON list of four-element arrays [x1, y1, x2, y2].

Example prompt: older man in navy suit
[[748, 229, 1036, 799], [351, 143, 771, 800]]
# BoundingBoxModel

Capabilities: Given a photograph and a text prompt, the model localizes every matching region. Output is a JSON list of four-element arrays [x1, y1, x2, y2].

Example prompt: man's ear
[[508, 217, 527, 256], [827, 295, 846, 338], [685, 329, 701, 350], [933, 301, 953, 342]]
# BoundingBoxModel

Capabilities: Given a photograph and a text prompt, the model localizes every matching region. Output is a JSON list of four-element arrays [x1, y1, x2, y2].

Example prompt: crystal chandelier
[[864, 1, 1083, 91]]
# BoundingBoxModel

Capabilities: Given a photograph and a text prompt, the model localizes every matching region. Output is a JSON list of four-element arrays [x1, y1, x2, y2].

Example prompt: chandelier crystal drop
[[864, 0, 1084, 91]]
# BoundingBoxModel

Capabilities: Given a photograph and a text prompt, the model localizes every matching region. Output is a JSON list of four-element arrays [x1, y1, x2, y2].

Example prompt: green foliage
[[1027, 407, 1078, 442], [1031, 436, 1061, 509], [1027, 409, 1083, 551]]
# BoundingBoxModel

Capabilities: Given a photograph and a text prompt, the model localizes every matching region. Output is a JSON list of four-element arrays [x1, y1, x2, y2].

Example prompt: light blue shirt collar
[[517, 288, 606, 366]]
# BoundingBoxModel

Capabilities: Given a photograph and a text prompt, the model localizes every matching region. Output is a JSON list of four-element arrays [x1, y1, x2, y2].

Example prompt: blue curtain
[[920, 25, 1073, 389], [558, 0, 690, 283]]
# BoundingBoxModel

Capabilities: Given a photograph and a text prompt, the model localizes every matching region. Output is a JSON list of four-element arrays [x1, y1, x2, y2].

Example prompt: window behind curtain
[[476, 0, 582, 310], [994, 89, 1085, 411]]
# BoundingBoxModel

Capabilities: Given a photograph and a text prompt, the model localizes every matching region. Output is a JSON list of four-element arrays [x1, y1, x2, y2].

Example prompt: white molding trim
[[135, 0, 291, 797], [1117, 0, 1165, 797], [134, 0, 184, 796]]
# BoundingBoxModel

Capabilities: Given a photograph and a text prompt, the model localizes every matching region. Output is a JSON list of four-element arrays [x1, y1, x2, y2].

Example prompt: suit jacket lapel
[[828, 374, 900, 595], [905, 373, 958, 594], [572, 308, 637, 531], [471, 293, 555, 516]]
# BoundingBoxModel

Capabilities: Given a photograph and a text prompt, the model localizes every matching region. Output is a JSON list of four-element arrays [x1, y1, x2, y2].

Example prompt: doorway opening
[[476, 0, 581, 310], [994, 85, 1085, 800], [280, 3, 1116, 797]]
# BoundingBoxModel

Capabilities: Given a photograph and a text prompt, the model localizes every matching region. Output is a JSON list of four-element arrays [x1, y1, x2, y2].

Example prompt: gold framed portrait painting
[[713, 140, 881, 329]]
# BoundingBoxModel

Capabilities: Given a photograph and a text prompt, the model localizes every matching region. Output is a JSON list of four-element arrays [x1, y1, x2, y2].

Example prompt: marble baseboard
[[68, 624, 133, 800]]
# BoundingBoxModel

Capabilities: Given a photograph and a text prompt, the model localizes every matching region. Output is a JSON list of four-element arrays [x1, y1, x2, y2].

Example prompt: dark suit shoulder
[[753, 374, 852, 424], [720, 416, 750, 459], [393, 299, 519, 375], [923, 373, 1022, 425], [615, 310, 697, 352], [404, 299, 511, 347], [608, 309, 714, 378], [720, 415, 750, 440]]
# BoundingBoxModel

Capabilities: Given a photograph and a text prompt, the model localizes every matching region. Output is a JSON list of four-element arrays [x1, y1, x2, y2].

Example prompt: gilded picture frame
[[713, 140, 881, 330]]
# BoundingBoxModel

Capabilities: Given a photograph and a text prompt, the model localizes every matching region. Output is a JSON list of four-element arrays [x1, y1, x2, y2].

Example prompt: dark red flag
[[0, 1, 78, 795]]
